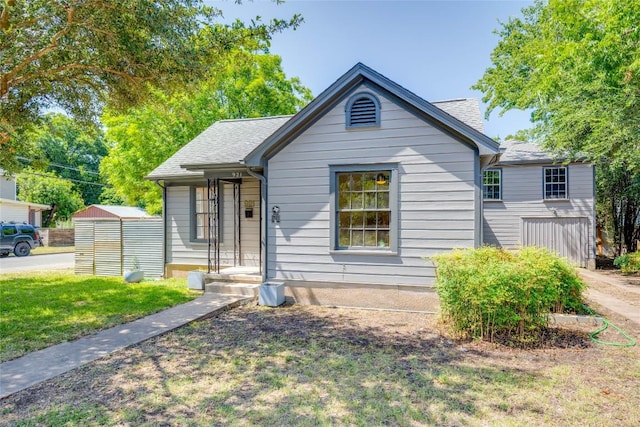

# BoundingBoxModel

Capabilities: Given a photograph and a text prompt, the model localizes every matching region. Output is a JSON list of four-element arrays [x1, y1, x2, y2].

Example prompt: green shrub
[[613, 252, 640, 274], [431, 246, 585, 342]]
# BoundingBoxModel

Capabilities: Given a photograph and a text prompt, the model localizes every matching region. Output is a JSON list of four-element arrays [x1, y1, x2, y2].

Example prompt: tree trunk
[[44, 204, 58, 228]]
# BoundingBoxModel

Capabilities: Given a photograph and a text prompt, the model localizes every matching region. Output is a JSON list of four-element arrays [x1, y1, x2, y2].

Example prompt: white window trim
[[482, 168, 502, 201], [543, 166, 568, 200], [190, 184, 224, 243]]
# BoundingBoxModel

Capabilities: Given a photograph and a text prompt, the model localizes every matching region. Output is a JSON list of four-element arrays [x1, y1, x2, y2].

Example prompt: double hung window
[[544, 167, 567, 199], [482, 169, 501, 200], [336, 170, 392, 249], [192, 184, 225, 243]]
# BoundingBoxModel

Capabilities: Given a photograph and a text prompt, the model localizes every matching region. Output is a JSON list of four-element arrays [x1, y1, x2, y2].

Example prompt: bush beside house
[[614, 252, 640, 274], [432, 246, 585, 342]]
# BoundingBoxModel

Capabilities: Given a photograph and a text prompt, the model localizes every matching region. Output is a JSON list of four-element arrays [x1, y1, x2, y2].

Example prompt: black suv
[[0, 222, 43, 257]]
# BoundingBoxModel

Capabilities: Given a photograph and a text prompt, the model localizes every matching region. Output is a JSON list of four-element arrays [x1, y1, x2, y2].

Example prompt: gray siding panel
[[267, 84, 477, 287], [522, 217, 589, 267], [483, 163, 595, 265]]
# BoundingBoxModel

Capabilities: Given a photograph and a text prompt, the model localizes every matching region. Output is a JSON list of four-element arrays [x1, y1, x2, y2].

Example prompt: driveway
[[0, 253, 74, 274], [579, 269, 640, 329]]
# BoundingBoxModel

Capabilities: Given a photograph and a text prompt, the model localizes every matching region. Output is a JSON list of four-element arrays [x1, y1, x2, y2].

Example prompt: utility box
[[187, 271, 205, 290], [258, 281, 285, 307]]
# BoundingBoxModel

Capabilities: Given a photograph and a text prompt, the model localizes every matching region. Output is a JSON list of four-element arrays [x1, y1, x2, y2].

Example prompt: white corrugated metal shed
[[72, 205, 154, 220], [73, 205, 163, 278]]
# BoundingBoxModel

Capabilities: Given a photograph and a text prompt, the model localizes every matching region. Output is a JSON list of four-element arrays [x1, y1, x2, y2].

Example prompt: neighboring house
[[0, 171, 49, 227], [148, 63, 595, 310], [482, 140, 595, 268]]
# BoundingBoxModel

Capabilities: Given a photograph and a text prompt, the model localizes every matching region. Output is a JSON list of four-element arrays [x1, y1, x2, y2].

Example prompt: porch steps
[[204, 266, 262, 284], [205, 273, 262, 284], [203, 266, 262, 297], [205, 282, 260, 297]]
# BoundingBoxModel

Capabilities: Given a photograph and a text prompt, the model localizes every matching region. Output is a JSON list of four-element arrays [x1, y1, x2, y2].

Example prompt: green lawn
[[31, 245, 75, 255], [1, 305, 638, 426], [0, 272, 199, 362]]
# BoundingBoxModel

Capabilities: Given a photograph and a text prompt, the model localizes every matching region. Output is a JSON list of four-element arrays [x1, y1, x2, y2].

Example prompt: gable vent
[[346, 93, 380, 128]]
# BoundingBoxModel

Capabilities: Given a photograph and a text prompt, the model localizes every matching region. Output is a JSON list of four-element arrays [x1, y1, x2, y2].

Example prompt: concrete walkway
[[579, 269, 640, 326], [0, 293, 251, 399]]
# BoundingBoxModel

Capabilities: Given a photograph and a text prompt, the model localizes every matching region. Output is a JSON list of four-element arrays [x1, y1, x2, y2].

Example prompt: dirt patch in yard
[[1, 303, 639, 426]]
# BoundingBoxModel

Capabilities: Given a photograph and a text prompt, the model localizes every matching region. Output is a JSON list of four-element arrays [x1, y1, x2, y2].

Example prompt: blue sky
[[208, 0, 534, 139]]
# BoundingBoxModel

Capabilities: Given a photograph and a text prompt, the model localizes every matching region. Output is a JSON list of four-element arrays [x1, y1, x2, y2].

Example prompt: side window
[[191, 185, 224, 242], [345, 93, 381, 128], [20, 226, 34, 237], [482, 169, 501, 200], [544, 167, 567, 199], [193, 186, 210, 241], [3, 226, 17, 236]]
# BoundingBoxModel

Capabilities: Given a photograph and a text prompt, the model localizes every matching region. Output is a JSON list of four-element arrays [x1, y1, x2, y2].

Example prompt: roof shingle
[[148, 96, 489, 180], [147, 116, 292, 180]]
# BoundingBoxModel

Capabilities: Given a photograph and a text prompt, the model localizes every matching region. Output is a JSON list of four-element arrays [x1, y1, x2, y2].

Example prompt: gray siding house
[[482, 140, 595, 268], [148, 63, 594, 310]]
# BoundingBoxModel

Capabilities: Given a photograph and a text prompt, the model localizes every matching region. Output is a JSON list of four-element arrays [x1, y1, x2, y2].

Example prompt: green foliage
[[613, 252, 640, 274], [596, 160, 640, 253], [0, 0, 302, 172], [475, 0, 640, 254], [100, 50, 313, 214], [16, 169, 84, 225], [432, 246, 585, 342], [24, 113, 108, 206], [474, 0, 640, 170]]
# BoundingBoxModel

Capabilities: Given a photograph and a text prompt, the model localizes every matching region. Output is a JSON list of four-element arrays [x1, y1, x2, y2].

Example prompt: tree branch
[[1, 5, 76, 98], [10, 62, 148, 87], [0, 0, 15, 31]]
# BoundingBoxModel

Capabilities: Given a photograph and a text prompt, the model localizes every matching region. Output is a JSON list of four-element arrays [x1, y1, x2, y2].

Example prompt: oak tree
[[16, 169, 84, 226], [0, 0, 301, 171], [25, 114, 108, 206]]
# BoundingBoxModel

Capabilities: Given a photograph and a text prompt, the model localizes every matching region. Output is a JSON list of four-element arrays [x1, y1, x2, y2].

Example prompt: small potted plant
[[123, 256, 144, 283]]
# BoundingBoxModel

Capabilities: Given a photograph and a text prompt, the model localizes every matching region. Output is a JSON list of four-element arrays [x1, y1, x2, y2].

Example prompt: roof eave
[[244, 63, 499, 166], [245, 65, 367, 167], [0, 198, 50, 210], [180, 162, 245, 172]]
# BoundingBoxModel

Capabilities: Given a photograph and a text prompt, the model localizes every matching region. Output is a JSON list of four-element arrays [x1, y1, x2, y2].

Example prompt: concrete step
[[205, 273, 262, 284], [205, 281, 260, 297]]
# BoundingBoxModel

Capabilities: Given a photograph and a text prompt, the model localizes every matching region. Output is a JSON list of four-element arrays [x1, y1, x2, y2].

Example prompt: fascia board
[[244, 63, 500, 166]]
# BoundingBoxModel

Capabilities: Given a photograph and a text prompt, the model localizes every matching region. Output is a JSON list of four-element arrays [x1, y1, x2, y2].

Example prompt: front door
[[211, 178, 262, 270]]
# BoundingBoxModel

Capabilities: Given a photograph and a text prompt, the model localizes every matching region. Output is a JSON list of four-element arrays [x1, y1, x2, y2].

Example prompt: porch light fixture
[[376, 173, 388, 185]]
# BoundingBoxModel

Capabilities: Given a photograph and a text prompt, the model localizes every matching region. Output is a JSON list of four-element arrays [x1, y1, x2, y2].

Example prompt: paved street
[[0, 253, 74, 274]]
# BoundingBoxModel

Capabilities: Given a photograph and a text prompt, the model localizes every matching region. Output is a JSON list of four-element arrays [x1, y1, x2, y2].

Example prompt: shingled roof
[[147, 116, 292, 180], [496, 140, 562, 165], [433, 98, 484, 133], [147, 64, 494, 181]]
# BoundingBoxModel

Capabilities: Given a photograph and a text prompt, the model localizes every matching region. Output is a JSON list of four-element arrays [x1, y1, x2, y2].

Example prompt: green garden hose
[[583, 305, 637, 347]]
